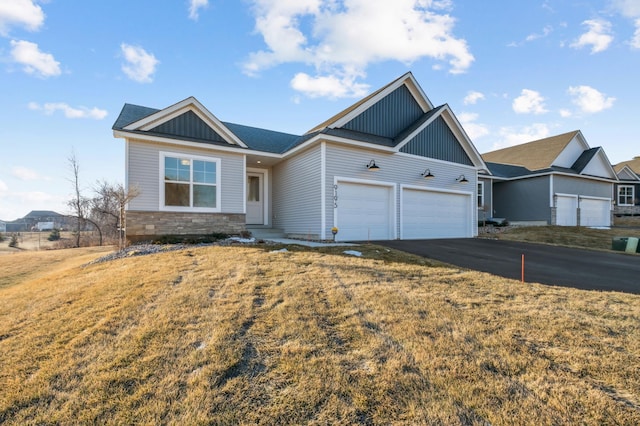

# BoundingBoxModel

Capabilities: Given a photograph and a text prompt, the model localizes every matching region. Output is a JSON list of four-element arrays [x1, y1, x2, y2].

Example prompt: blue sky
[[1, 0, 639, 221]]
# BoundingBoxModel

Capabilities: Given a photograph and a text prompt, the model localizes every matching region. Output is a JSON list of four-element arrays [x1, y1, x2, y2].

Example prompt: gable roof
[[482, 131, 581, 170], [113, 73, 488, 170], [305, 72, 434, 135], [614, 156, 640, 174], [483, 131, 618, 180], [615, 164, 640, 181]]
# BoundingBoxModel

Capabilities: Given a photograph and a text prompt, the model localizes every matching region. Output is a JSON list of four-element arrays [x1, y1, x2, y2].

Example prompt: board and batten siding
[[324, 143, 477, 239], [272, 145, 322, 236], [552, 175, 613, 199], [126, 139, 244, 213], [492, 177, 551, 223]]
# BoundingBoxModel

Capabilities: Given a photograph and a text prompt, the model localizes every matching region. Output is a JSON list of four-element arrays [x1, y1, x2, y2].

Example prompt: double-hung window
[[161, 153, 220, 211], [617, 185, 634, 206], [477, 182, 484, 208]]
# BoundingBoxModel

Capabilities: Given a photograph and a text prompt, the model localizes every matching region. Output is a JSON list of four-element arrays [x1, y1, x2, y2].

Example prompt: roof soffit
[[122, 97, 248, 148]]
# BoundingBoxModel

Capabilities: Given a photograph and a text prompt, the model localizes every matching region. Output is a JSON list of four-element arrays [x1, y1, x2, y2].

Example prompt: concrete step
[[246, 227, 286, 239]]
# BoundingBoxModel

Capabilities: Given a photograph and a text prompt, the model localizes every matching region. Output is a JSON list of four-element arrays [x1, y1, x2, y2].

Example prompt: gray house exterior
[[481, 131, 618, 227], [613, 159, 640, 216], [113, 72, 489, 242]]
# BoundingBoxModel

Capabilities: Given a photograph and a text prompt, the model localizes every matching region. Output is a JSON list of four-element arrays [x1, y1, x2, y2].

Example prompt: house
[[0, 220, 6, 233], [481, 130, 618, 227], [112, 72, 489, 242], [613, 157, 640, 216]]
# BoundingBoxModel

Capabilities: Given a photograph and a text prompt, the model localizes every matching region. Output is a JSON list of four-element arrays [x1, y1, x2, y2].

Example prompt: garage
[[401, 187, 472, 239], [579, 196, 611, 227], [555, 194, 578, 226], [336, 181, 394, 241]]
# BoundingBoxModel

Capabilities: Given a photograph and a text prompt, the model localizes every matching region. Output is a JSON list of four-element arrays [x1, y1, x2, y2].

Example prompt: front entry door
[[246, 173, 264, 225]]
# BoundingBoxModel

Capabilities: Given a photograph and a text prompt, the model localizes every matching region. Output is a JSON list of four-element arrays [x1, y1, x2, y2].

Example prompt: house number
[[333, 184, 338, 208]]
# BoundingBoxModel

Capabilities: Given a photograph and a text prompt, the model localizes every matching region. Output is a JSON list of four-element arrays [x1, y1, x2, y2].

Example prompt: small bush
[[151, 233, 229, 245], [0, 233, 4, 242], [48, 228, 61, 241], [8, 233, 19, 248]]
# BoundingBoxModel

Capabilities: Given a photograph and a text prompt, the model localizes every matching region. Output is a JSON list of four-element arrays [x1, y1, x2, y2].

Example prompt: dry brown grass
[[486, 225, 640, 252], [1, 244, 639, 425]]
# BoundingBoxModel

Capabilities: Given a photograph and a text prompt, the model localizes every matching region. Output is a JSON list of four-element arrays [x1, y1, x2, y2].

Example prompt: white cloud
[[632, 19, 640, 49], [120, 43, 159, 83], [612, 0, 640, 17], [570, 19, 613, 53], [512, 89, 548, 115], [290, 72, 369, 99], [568, 85, 615, 113], [493, 123, 550, 150], [11, 166, 41, 181], [559, 109, 572, 118], [188, 0, 208, 20], [244, 0, 474, 98], [0, 179, 7, 192], [463, 91, 485, 105], [10, 40, 61, 78], [457, 112, 489, 141], [525, 25, 552, 42], [0, 0, 44, 36], [28, 101, 108, 119]]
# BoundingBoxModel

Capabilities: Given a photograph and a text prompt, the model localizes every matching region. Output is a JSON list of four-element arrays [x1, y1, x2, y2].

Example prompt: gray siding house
[[481, 131, 618, 227], [112, 72, 489, 242], [613, 158, 640, 216]]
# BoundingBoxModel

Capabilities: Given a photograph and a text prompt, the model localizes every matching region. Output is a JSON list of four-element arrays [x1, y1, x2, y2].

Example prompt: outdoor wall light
[[366, 159, 380, 171], [421, 169, 434, 179], [456, 174, 469, 183]]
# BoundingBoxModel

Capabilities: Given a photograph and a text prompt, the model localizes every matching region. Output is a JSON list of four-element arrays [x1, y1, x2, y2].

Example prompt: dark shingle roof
[[571, 147, 599, 173], [112, 104, 159, 130], [485, 162, 535, 178], [222, 122, 300, 154]]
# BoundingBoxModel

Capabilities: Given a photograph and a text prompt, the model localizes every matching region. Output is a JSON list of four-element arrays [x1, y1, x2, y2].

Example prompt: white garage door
[[580, 197, 611, 227], [402, 188, 471, 239], [336, 182, 394, 241], [556, 195, 578, 226]]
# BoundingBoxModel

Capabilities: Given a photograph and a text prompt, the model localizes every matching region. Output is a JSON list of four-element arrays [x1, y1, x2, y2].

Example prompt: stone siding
[[126, 211, 245, 242]]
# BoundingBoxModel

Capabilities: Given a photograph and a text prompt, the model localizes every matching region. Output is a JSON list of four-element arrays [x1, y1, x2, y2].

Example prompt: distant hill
[[2, 210, 66, 232]]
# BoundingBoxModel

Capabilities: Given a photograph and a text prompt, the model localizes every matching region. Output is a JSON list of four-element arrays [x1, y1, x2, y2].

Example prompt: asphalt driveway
[[375, 238, 640, 294]]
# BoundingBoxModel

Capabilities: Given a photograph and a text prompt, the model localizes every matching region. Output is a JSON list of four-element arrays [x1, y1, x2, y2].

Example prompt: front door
[[246, 173, 264, 225]]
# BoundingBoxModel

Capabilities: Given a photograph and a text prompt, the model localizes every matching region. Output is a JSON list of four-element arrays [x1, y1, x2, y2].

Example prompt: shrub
[[48, 228, 61, 241], [8, 233, 19, 248]]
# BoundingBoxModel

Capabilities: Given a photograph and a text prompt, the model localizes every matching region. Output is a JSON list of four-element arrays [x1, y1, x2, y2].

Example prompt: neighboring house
[[0, 220, 6, 233], [112, 72, 489, 242], [481, 130, 618, 227], [613, 157, 640, 215]]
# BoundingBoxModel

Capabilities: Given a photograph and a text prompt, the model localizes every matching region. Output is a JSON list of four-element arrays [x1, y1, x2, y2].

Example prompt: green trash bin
[[612, 237, 628, 251]]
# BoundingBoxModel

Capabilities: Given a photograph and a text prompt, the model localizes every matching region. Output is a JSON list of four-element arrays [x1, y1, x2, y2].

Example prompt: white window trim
[[159, 151, 221, 213], [618, 185, 635, 206], [477, 181, 484, 209]]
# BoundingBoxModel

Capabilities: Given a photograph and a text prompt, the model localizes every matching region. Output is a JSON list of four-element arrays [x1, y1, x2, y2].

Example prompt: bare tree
[[92, 181, 140, 250], [67, 150, 89, 247]]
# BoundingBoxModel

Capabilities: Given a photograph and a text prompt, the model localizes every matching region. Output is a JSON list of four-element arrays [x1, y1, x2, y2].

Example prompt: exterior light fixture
[[456, 174, 469, 183], [421, 169, 434, 179], [366, 159, 380, 171]]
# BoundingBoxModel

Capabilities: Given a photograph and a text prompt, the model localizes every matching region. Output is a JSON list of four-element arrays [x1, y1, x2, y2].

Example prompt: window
[[618, 185, 634, 206], [161, 153, 220, 211], [477, 182, 484, 208]]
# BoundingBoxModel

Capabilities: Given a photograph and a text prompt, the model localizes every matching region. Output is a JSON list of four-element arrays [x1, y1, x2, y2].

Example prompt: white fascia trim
[[329, 74, 431, 130], [124, 139, 130, 210], [242, 155, 247, 214], [500, 170, 618, 184], [283, 134, 396, 158], [549, 174, 554, 208], [123, 97, 248, 148], [555, 193, 579, 199], [115, 131, 274, 158]]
